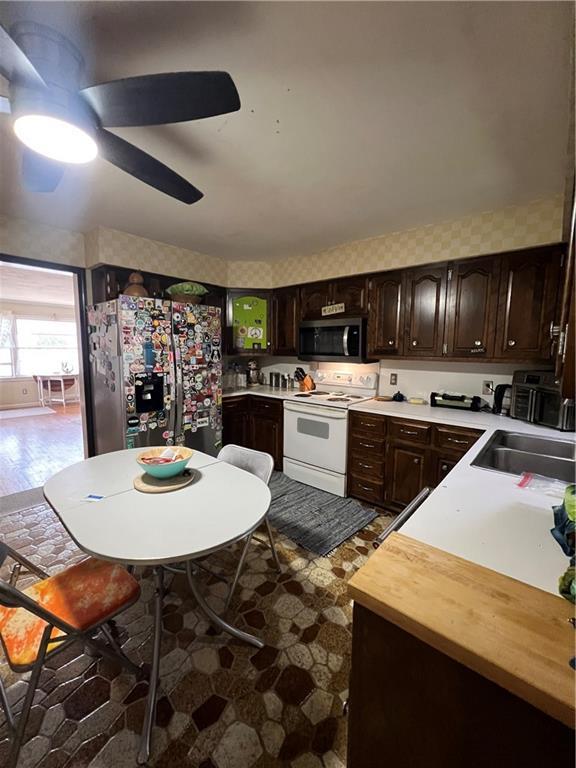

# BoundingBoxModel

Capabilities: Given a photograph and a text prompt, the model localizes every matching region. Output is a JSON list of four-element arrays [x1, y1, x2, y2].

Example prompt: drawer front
[[348, 475, 384, 505], [223, 396, 250, 413], [388, 419, 431, 445], [349, 411, 387, 437], [250, 396, 283, 418], [349, 432, 386, 456], [350, 453, 385, 480], [434, 425, 482, 453]]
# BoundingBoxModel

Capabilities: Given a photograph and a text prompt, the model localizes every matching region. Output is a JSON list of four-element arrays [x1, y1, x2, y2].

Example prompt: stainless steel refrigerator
[[87, 295, 223, 456]]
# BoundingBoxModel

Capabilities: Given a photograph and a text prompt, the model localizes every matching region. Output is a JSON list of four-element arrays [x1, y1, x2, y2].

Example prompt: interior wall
[[0, 195, 564, 292], [270, 196, 564, 286], [0, 300, 79, 409]]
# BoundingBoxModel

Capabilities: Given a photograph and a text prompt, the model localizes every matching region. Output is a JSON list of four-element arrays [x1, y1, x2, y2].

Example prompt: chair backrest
[[217, 444, 274, 486]]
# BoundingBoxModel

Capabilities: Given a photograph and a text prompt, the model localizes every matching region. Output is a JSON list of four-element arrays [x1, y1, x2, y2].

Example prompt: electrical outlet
[[482, 380, 493, 395], [22, 388, 27, 395], [390, 373, 397, 386]]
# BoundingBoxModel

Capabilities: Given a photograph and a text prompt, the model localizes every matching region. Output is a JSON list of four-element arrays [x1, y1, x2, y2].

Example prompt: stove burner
[[294, 392, 312, 397], [347, 395, 364, 399], [312, 391, 329, 395], [327, 397, 351, 402]]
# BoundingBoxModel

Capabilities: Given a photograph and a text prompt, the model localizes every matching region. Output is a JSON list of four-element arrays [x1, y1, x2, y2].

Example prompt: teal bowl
[[137, 448, 193, 479]]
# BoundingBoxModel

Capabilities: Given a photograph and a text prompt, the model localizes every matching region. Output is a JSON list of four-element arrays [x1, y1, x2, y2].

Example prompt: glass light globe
[[14, 114, 98, 164]]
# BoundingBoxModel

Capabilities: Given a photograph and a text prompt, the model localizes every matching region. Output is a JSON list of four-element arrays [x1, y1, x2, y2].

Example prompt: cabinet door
[[444, 257, 499, 358], [330, 276, 368, 316], [434, 453, 460, 486], [386, 443, 427, 509], [272, 286, 299, 356], [222, 398, 251, 448], [250, 415, 283, 470], [404, 265, 447, 357], [300, 282, 330, 320], [495, 246, 562, 360], [367, 272, 404, 356]]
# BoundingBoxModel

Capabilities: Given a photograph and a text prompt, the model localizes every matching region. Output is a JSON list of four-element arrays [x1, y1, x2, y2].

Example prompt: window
[[0, 317, 78, 377]]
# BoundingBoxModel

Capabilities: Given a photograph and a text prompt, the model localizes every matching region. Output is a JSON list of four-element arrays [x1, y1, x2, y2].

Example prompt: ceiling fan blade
[[22, 149, 66, 192], [81, 72, 240, 127], [0, 96, 11, 114], [97, 128, 203, 204], [0, 23, 46, 89]]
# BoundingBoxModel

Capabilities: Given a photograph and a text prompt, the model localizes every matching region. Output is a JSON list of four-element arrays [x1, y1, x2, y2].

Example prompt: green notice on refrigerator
[[232, 296, 268, 351]]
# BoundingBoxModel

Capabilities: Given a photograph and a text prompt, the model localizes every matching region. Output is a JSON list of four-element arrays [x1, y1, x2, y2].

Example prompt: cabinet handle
[[413, 458, 420, 464], [388, 339, 395, 346], [359, 441, 375, 449], [441, 463, 449, 471], [400, 429, 418, 436], [507, 339, 516, 347], [411, 339, 418, 347], [474, 340, 482, 347], [357, 483, 374, 492], [360, 421, 376, 428], [358, 462, 374, 469], [447, 437, 467, 445]]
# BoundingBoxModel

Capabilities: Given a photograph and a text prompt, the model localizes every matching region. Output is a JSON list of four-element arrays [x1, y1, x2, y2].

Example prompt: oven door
[[283, 401, 348, 474]]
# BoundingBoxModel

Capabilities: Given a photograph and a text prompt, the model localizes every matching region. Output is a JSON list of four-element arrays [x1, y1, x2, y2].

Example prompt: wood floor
[[0, 403, 84, 496]]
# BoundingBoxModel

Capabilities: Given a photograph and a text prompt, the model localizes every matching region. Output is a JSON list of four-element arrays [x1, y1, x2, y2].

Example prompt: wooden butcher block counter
[[347, 533, 575, 768]]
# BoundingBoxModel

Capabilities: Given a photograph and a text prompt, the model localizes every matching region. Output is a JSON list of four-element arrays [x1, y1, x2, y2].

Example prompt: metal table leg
[[137, 566, 164, 765], [186, 561, 264, 649]]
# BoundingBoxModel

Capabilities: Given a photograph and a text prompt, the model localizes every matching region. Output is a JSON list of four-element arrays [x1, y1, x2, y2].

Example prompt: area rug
[[268, 472, 379, 556], [0, 406, 54, 420]]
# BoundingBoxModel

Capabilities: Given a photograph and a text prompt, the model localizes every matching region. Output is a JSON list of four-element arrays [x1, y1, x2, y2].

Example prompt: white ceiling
[[0, 261, 75, 305], [0, 1, 572, 261]]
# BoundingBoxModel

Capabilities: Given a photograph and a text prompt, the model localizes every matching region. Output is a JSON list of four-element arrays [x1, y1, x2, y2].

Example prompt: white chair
[[217, 444, 281, 609]]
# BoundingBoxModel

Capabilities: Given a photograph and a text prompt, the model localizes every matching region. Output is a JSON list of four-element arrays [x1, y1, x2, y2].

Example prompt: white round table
[[44, 448, 271, 764]]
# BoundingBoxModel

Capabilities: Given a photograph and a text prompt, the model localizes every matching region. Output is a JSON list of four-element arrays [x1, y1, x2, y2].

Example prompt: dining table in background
[[44, 448, 271, 764], [34, 374, 79, 409]]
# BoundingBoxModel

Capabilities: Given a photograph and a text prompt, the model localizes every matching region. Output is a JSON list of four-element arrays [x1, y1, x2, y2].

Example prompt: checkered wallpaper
[[0, 214, 85, 267], [270, 196, 564, 287], [0, 196, 563, 289]]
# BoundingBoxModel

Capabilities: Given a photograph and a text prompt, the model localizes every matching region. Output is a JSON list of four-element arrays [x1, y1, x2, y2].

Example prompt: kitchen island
[[346, 533, 575, 768]]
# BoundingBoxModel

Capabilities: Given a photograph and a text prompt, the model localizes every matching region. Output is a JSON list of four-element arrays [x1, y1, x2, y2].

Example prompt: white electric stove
[[283, 371, 378, 496]]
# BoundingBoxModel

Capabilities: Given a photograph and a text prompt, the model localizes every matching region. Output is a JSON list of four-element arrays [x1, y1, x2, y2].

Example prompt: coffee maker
[[246, 359, 260, 386]]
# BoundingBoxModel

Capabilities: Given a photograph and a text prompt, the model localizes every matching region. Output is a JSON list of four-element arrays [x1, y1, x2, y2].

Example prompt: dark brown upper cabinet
[[494, 245, 562, 360], [300, 282, 331, 320], [444, 256, 499, 358], [367, 271, 404, 356], [272, 286, 299, 356], [403, 264, 448, 357], [330, 276, 368, 316]]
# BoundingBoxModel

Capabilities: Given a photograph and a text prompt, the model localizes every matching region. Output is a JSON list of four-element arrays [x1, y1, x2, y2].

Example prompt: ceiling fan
[[0, 21, 241, 203]]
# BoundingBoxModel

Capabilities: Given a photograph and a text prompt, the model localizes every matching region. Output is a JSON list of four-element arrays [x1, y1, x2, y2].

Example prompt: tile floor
[[0, 404, 84, 496], [0, 495, 391, 768]]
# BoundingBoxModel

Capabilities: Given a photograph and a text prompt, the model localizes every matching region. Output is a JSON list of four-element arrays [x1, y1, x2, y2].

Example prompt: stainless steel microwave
[[298, 317, 367, 363], [510, 370, 575, 432]]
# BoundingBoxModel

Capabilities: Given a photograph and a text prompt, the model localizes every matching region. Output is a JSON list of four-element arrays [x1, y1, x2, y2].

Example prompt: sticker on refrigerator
[[197, 417, 209, 428]]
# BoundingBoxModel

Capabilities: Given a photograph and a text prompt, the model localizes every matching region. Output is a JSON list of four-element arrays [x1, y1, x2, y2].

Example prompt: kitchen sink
[[471, 430, 575, 482]]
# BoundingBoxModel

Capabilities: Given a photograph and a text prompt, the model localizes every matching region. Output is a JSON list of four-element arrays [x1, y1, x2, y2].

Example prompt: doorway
[[0, 258, 90, 496]]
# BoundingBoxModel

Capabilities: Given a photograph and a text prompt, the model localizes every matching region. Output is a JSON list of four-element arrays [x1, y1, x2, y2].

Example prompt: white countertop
[[348, 401, 573, 596], [223, 385, 289, 400]]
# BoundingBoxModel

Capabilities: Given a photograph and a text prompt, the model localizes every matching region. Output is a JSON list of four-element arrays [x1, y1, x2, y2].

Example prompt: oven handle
[[284, 402, 348, 419], [343, 326, 349, 356]]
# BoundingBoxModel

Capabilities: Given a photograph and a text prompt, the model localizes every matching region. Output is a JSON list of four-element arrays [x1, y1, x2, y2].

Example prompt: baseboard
[[0, 401, 42, 411]]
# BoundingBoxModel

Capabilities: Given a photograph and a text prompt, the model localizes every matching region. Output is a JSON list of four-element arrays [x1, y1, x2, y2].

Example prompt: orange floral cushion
[[0, 558, 139, 668]]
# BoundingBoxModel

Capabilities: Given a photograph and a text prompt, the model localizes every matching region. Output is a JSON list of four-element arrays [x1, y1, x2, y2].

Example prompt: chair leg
[[224, 533, 253, 611], [264, 518, 281, 572], [8, 624, 52, 768], [95, 625, 144, 679], [0, 675, 15, 733]]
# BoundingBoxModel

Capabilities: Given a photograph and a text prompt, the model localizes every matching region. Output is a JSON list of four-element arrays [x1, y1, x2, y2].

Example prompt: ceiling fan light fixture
[[13, 114, 98, 164]]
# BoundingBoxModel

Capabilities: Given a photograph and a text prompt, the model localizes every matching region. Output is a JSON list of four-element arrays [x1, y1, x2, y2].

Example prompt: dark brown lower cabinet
[[386, 442, 428, 510], [347, 412, 483, 510], [222, 395, 283, 470], [347, 603, 574, 768]]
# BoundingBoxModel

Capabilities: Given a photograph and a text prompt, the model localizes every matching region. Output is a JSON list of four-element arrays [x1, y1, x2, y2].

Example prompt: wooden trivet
[[133, 468, 197, 494]]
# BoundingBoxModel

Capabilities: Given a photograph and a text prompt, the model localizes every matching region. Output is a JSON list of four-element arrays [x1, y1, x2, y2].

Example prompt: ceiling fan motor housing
[[9, 21, 98, 134]]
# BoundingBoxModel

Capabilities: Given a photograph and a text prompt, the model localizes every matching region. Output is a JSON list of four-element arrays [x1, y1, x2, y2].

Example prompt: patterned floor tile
[[0, 494, 392, 766]]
